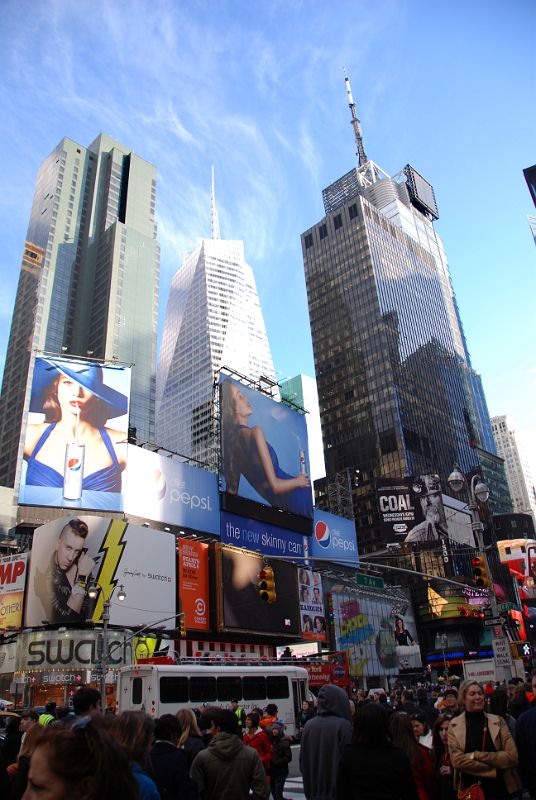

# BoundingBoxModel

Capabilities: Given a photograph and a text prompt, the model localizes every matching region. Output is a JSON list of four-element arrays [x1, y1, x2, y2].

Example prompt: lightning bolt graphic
[[91, 520, 128, 623]]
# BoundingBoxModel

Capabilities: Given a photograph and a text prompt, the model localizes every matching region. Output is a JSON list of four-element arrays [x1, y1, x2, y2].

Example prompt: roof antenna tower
[[344, 68, 368, 167], [211, 165, 220, 239]]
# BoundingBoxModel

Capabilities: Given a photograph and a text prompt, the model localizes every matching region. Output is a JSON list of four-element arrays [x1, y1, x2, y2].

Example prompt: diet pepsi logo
[[67, 459, 81, 471], [315, 520, 331, 548]]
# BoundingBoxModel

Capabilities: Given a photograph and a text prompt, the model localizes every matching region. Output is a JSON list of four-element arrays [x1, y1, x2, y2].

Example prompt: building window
[[304, 233, 313, 249], [319, 224, 327, 240], [334, 214, 342, 230], [349, 203, 358, 220]]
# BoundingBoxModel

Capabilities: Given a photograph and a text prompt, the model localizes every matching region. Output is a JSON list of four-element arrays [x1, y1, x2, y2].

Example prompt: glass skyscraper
[[0, 134, 159, 488], [302, 86, 500, 552], [156, 184, 276, 465]]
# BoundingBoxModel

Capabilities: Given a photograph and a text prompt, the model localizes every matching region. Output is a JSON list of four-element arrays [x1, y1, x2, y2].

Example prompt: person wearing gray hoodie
[[190, 708, 269, 800], [300, 684, 353, 800]]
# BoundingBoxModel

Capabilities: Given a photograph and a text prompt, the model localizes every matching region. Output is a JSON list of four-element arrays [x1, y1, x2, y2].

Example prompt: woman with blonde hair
[[448, 680, 522, 799], [176, 708, 205, 767]]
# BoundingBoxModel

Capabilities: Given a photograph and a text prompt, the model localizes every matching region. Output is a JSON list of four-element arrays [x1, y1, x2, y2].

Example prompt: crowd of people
[[2, 675, 536, 799]]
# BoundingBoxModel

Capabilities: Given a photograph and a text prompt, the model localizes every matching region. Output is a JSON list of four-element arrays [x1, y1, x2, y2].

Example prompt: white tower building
[[491, 415, 536, 523], [156, 172, 276, 464]]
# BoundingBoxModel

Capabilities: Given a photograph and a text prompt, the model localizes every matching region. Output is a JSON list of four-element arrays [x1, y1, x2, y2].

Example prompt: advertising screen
[[0, 552, 28, 629], [328, 584, 421, 677], [219, 375, 313, 519], [377, 475, 449, 548], [124, 445, 220, 534], [178, 539, 210, 630], [24, 517, 176, 628], [309, 510, 358, 565], [298, 568, 327, 641], [220, 511, 306, 560], [217, 545, 300, 637], [19, 356, 131, 512]]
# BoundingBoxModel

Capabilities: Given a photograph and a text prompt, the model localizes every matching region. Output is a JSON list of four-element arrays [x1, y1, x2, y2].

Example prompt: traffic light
[[179, 614, 186, 638], [258, 566, 276, 603], [471, 555, 490, 589]]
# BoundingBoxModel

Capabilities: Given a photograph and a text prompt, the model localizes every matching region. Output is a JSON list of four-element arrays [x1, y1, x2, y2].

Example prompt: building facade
[[0, 134, 160, 488], [156, 185, 276, 465], [491, 415, 536, 523], [301, 79, 499, 553]]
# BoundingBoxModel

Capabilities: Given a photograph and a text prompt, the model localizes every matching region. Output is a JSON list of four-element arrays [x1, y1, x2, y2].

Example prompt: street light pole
[[448, 466, 513, 682], [88, 582, 126, 711]]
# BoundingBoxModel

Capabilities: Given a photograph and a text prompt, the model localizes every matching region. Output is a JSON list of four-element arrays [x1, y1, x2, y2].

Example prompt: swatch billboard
[[219, 375, 313, 519], [24, 516, 176, 629], [309, 510, 358, 565], [124, 445, 220, 535], [216, 544, 300, 638], [19, 356, 131, 512]]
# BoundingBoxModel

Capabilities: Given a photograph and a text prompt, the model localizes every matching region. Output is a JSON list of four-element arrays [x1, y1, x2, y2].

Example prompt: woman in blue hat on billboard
[[23, 357, 129, 498]]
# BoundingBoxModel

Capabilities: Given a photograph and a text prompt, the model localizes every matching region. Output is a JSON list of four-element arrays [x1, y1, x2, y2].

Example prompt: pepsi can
[[63, 443, 85, 501]]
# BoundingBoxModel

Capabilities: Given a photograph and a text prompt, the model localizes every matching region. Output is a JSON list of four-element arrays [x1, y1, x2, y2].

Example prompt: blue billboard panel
[[124, 446, 220, 535], [221, 511, 306, 560], [219, 375, 313, 519], [309, 510, 358, 565], [19, 356, 131, 512]]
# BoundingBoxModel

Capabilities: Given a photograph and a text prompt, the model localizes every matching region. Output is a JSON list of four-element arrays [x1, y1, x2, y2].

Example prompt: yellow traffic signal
[[179, 614, 186, 638], [471, 555, 490, 589], [258, 566, 276, 603]]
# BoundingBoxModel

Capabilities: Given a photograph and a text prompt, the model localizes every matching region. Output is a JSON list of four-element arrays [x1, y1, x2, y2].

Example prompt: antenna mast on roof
[[344, 68, 368, 168], [211, 165, 220, 239]]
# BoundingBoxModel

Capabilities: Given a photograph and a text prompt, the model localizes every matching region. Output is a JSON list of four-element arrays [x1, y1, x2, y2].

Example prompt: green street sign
[[356, 573, 385, 590]]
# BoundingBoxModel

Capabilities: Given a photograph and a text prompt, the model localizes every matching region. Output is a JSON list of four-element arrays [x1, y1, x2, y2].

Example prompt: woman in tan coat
[[448, 680, 522, 798]]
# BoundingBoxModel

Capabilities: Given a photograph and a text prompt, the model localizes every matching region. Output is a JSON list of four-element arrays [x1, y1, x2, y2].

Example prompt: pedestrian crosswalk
[[282, 775, 305, 798]]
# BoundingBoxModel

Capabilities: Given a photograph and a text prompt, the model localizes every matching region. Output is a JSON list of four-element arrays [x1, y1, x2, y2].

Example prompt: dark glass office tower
[[302, 80, 502, 552]]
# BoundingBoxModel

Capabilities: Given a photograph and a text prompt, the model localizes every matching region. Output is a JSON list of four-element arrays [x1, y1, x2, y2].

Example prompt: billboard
[[219, 375, 313, 519], [328, 585, 422, 677], [0, 552, 28, 629], [24, 517, 176, 628], [309, 510, 358, 565], [19, 356, 131, 512], [220, 511, 306, 559], [216, 544, 300, 637], [124, 445, 220, 534], [298, 568, 327, 641], [376, 475, 449, 547], [178, 539, 210, 630]]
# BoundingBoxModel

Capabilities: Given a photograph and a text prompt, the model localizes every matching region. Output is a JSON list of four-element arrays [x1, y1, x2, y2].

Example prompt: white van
[[116, 662, 310, 737]]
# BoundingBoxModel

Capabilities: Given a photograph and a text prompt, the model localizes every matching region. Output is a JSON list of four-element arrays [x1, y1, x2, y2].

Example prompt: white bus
[[116, 662, 310, 736]]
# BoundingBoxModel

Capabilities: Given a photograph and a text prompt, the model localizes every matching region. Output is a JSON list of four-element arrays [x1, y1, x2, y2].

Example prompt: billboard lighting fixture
[[164, 527, 171, 532]]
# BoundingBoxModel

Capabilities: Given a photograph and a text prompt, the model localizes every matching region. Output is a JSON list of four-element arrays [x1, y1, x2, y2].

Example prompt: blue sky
[[1, 0, 535, 471]]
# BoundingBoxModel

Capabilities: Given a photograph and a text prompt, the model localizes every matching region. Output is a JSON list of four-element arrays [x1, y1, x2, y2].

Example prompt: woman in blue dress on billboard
[[221, 379, 311, 516], [23, 358, 128, 496]]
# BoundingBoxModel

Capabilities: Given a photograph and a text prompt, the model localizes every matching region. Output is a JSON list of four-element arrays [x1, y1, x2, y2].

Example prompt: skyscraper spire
[[211, 165, 220, 240], [344, 68, 368, 167]]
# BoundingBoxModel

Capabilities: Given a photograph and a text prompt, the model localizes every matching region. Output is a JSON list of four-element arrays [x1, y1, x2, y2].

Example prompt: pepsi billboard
[[308, 509, 358, 565], [19, 356, 131, 512], [220, 511, 306, 559], [124, 445, 220, 535], [219, 375, 313, 519]]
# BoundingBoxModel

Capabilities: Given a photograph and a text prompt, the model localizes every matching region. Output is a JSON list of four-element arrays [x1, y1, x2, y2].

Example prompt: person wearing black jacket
[[150, 714, 198, 800], [336, 703, 418, 800], [268, 723, 292, 800]]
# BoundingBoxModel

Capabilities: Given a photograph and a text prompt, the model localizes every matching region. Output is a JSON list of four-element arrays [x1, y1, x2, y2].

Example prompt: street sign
[[356, 573, 385, 590], [483, 616, 506, 627], [492, 637, 513, 669], [482, 606, 493, 618]]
